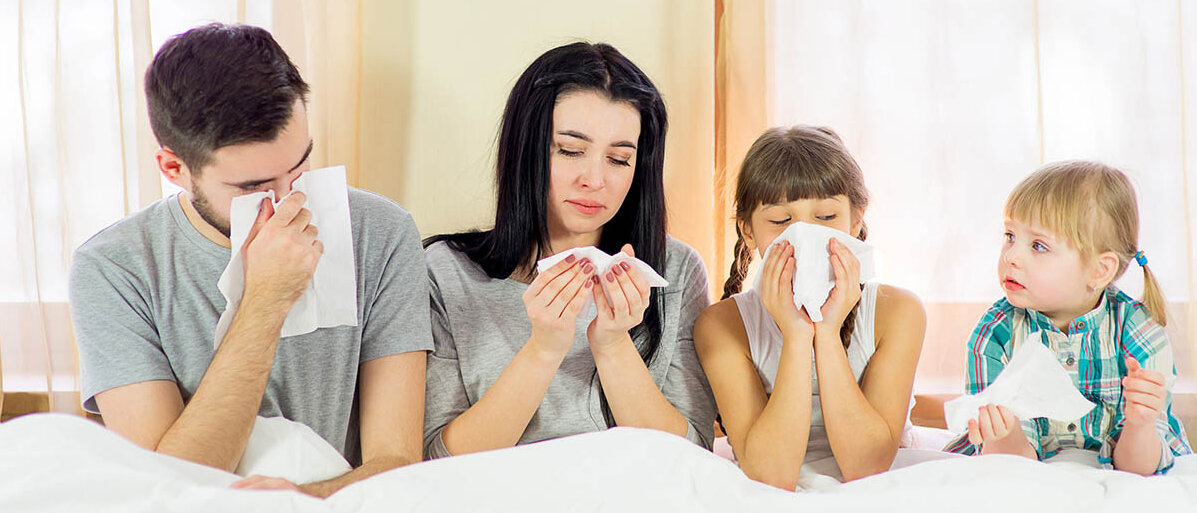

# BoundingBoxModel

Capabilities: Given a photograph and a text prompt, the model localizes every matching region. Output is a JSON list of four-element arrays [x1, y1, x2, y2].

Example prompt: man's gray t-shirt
[[423, 236, 717, 459], [69, 189, 432, 466]]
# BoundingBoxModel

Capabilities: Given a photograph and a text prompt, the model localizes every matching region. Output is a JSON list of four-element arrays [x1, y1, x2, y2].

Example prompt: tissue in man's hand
[[753, 222, 875, 322], [213, 166, 358, 348], [536, 246, 668, 288], [236, 416, 351, 484], [943, 336, 1096, 433]]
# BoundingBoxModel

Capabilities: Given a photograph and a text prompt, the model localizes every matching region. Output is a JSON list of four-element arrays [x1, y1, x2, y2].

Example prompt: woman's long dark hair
[[424, 42, 668, 424]]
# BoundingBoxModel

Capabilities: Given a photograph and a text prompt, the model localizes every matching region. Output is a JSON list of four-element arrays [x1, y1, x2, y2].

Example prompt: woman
[[422, 42, 715, 459]]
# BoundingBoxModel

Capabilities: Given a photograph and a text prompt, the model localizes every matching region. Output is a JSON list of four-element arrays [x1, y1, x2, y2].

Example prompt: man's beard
[[190, 184, 231, 238]]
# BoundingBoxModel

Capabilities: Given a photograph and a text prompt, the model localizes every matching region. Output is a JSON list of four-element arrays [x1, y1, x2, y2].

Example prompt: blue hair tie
[[1134, 251, 1148, 267]]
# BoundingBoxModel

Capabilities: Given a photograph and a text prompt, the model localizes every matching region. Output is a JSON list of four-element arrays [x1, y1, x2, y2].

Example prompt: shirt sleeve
[[70, 248, 175, 414], [656, 246, 717, 450], [422, 265, 469, 460], [942, 304, 1042, 456], [360, 207, 434, 362], [1099, 307, 1192, 474]]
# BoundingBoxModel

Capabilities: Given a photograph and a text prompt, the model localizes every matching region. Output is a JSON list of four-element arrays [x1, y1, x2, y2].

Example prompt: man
[[68, 23, 430, 497]]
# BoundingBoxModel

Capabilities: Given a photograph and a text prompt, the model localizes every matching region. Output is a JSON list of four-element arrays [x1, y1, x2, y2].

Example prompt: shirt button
[[1066, 357, 1076, 366], [1068, 423, 1077, 432], [1076, 321, 1086, 330]]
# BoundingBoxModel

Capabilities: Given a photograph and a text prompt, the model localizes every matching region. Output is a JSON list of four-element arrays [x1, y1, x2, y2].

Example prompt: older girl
[[695, 126, 925, 490]]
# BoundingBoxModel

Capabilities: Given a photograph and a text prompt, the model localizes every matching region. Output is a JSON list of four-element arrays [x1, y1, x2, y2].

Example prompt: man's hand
[[230, 475, 306, 495], [242, 192, 323, 311]]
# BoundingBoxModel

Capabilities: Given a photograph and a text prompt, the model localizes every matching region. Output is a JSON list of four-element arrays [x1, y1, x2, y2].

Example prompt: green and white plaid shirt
[[944, 287, 1191, 474]]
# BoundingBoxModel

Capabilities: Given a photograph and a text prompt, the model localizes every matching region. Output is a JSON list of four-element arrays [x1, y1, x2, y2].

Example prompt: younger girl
[[694, 126, 925, 490], [944, 161, 1191, 475]]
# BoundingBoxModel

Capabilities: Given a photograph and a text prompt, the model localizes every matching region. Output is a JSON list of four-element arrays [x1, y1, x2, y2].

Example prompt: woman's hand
[[759, 241, 814, 340], [587, 244, 652, 352], [818, 238, 862, 331], [524, 253, 595, 357]]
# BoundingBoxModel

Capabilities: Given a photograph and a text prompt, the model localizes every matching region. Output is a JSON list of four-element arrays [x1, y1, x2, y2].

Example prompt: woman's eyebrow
[[557, 130, 637, 150]]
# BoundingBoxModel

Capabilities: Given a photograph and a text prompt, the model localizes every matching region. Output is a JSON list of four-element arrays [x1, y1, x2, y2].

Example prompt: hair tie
[[1134, 251, 1148, 267]]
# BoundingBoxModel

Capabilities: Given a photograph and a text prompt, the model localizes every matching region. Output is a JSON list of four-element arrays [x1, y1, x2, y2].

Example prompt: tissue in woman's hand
[[536, 246, 668, 287], [943, 336, 1096, 433], [213, 166, 358, 348], [753, 222, 875, 322]]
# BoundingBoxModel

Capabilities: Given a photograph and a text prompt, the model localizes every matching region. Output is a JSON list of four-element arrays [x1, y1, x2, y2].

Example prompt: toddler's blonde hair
[[1005, 160, 1167, 325]]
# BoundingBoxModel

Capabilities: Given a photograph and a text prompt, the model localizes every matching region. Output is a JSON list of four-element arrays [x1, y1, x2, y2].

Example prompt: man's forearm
[[155, 296, 286, 472], [300, 454, 420, 498]]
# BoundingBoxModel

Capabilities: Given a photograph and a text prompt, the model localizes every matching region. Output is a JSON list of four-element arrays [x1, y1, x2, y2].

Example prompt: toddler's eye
[[770, 217, 792, 226], [816, 214, 837, 221], [1004, 232, 1014, 243], [1032, 241, 1049, 252]]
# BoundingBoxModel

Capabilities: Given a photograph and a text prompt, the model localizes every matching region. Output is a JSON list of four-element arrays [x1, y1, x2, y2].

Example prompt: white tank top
[[731, 282, 880, 464]]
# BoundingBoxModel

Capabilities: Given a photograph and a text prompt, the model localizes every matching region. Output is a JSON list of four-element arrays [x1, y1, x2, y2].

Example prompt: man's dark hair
[[145, 23, 309, 173]]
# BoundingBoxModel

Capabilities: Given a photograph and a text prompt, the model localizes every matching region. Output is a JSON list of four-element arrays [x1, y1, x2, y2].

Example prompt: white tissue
[[753, 222, 876, 322], [536, 246, 669, 288], [943, 336, 1096, 433], [213, 166, 358, 348], [236, 416, 351, 484]]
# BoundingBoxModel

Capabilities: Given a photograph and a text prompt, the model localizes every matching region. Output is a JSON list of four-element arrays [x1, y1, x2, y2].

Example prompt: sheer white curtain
[[0, 0, 358, 413], [770, 0, 1197, 394]]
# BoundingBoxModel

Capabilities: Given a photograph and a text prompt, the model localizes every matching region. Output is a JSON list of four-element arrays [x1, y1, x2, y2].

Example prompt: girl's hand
[[588, 244, 651, 351], [1122, 357, 1166, 427], [760, 241, 814, 339], [819, 238, 862, 330], [524, 253, 596, 356], [967, 404, 1030, 455]]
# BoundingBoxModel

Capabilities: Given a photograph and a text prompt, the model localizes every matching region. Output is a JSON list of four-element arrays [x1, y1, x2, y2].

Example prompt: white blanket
[[2, 414, 1195, 512]]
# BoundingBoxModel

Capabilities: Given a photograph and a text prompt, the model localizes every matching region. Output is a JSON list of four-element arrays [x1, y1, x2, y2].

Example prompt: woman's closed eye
[[607, 155, 631, 167], [557, 148, 583, 158]]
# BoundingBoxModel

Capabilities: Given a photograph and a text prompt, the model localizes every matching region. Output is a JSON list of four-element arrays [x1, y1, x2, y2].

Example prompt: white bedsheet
[[2, 413, 1195, 512]]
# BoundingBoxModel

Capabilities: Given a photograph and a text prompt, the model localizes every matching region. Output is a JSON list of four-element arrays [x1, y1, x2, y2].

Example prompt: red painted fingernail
[[592, 275, 601, 284], [613, 264, 623, 275], [606, 272, 616, 282], [565, 254, 576, 263], [582, 264, 592, 274], [585, 278, 594, 288], [620, 262, 631, 271]]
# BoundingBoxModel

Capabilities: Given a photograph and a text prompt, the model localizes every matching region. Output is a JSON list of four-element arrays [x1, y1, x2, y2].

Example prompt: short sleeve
[[70, 249, 174, 413]]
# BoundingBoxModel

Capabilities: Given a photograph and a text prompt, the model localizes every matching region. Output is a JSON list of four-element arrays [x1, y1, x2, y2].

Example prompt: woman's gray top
[[423, 236, 716, 459]]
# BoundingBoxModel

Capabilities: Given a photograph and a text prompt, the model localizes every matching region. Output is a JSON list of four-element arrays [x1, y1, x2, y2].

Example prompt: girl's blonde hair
[[724, 125, 870, 347], [1005, 160, 1168, 325]]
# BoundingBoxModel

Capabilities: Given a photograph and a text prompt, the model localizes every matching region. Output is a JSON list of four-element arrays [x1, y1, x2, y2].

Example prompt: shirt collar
[[1024, 290, 1110, 336]]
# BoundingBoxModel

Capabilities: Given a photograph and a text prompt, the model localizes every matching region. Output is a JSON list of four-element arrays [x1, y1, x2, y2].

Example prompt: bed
[[1, 413, 1195, 512]]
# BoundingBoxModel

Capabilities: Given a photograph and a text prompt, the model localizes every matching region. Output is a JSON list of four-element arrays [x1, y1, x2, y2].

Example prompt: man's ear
[[1090, 251, 1120, 291], [156, 148, 193, 190]]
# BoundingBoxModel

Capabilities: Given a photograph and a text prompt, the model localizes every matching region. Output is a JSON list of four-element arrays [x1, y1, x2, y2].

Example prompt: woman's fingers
[[530, 254, 583, 297]]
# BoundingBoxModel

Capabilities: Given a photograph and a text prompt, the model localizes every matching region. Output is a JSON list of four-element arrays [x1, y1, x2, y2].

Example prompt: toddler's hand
[[967, 404, 1028, 455], [1122, 357, 1166, 427]]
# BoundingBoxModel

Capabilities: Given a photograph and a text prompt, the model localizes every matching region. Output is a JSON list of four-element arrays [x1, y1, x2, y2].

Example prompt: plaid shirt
[[944, 287, 1191, 473]]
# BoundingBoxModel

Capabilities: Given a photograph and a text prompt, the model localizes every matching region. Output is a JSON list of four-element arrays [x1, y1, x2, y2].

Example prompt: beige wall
[[358, 0, 718, 287]]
